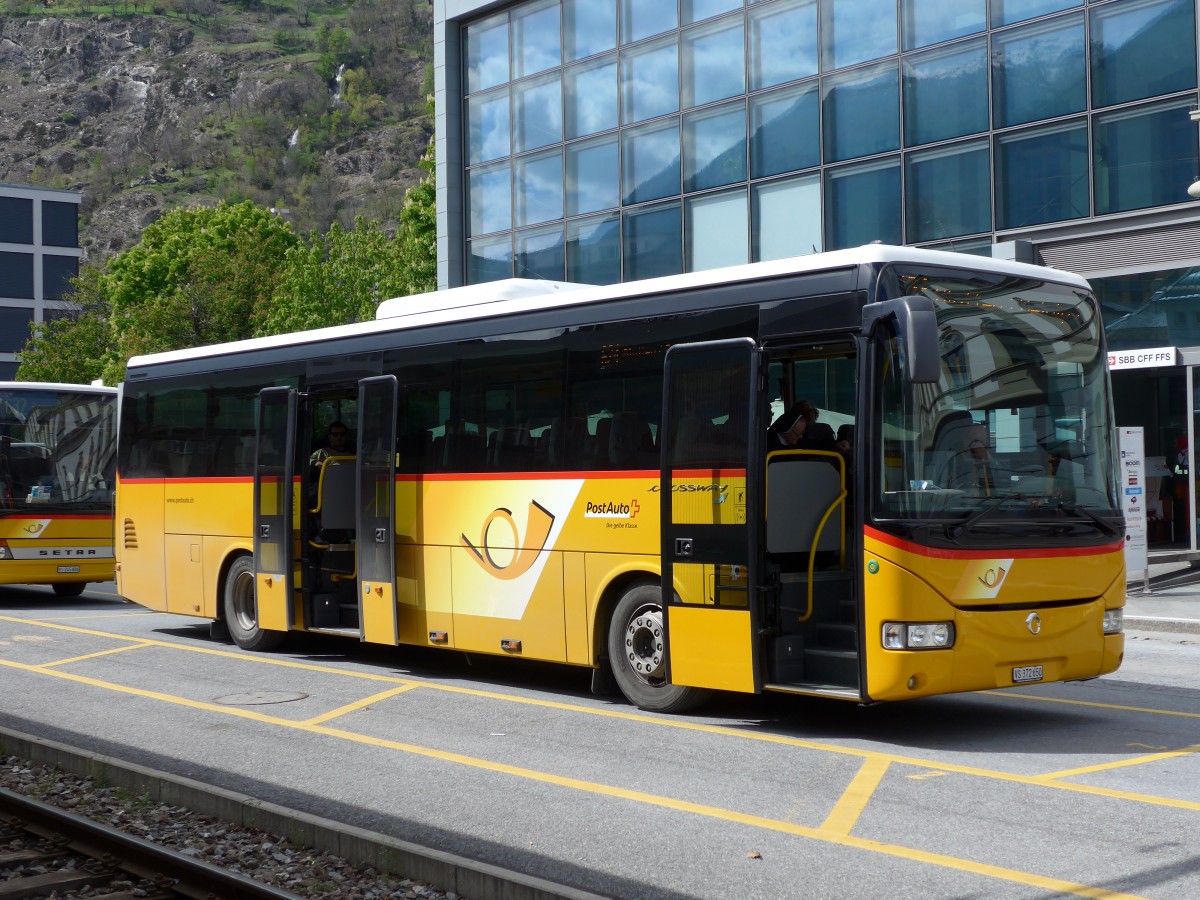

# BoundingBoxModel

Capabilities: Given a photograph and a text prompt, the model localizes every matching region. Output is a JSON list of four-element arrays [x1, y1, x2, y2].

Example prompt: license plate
[[57, 566, 81, 574], [1013, 665, 1043, 683]]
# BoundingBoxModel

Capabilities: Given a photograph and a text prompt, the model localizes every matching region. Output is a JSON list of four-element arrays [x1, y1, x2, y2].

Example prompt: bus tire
[[607, 582, 711, 714], [223, 555, 285, 652], [52, 582, 86, 598]]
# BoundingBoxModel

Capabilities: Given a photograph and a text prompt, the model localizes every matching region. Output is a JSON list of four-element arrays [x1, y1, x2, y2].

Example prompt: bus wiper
[[1063, 503, 1120, 536], [945, 494, 1018, 540]]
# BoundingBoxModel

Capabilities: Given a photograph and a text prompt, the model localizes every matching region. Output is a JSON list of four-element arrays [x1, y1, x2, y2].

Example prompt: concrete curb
[[0, 726, 607, 900], [1124, 616, 1200, 636]]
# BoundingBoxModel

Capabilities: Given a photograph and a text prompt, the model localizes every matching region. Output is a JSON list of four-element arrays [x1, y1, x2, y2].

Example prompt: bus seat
[[492, 426, 533, 470], [609, 412, 654, 467], [315, 460, 356, 532], [442, 431, 485, 470], [592, 417, 612, 467], [766, 453, 844, 555]]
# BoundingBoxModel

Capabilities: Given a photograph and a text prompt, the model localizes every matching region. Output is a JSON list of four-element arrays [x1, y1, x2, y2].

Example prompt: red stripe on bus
[[864, 525, 1124, 560]]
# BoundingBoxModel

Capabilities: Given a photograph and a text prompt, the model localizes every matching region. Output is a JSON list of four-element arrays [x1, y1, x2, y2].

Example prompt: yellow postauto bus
[[0, 381, 117, 596], [116, 246, 1125, 712]]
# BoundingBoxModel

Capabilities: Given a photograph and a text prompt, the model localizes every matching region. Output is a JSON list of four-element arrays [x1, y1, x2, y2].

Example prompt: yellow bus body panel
[[862, 531, 1124, 701], [667, 605, 755, 692], [0, 514, 114, 586], [362, 580, 397, 644]]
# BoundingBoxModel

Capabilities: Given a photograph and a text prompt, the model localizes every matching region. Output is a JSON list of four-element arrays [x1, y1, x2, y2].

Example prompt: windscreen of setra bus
[[0, 390, 116, 511], [874, 269, 1122, 544]]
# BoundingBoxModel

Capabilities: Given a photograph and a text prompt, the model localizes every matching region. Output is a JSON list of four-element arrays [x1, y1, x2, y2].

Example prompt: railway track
[[0, 785, 300, 900]]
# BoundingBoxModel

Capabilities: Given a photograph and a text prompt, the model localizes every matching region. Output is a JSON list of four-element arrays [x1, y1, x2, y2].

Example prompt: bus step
[[815, 622, 857, 650], [803, 647, 859, 687]]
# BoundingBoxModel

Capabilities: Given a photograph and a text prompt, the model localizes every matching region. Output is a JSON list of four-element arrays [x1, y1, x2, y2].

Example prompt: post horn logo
[[461, 500, 555, 580], [978, 565, 1008, 590]]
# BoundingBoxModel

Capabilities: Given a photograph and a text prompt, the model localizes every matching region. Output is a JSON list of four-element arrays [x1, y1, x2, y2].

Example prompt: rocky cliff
[[0, 7, 433, 259]]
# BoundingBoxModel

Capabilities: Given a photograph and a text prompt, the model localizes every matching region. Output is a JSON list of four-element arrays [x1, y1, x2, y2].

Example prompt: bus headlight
[[0, 541, 11, 560], [882, 621, 955, 650], [1103, 608, 1123, 635]]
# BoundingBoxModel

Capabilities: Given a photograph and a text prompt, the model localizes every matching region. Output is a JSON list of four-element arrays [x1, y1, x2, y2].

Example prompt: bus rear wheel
[[607, 582, 711, 714], [52, 583, 86, 598], [223, 555, 285, 651]]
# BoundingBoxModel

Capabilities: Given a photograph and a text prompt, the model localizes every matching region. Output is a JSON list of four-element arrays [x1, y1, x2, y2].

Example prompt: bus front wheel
[[223, 555, 285, 651], [607, 582, 711, 714], [52, 583, 86, 598]]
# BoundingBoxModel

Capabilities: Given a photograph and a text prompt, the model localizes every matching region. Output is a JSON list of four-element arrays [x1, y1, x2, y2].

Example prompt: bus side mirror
[[862, 297, 939, 384]]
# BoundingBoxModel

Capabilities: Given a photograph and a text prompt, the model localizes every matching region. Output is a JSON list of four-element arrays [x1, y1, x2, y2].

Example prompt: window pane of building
[[0, 198, 32, 244], [623, 202, 682, 280], [0, 308, 33, 352], [41, 201, 77, 248], [622, 120, 681, 205], [905, 141, 991, 242], [42, 255, 79, 301], [566, 56, 618, 138], [683, 0, 743, 25], [823, 61, 899, 163], [821, 0, 898, 70], [468, 161, 513, 235], [1094, 100, 1197, 215], [622, 0, 677, 44], [622, 35, 679, 124], [903, 40, 987, 146], [467, 12, 509, 93], [468, 90, 511, 164], [513, 0, 561, 78], [0, 252, 34, 299], [516, 224, 566, 280], [515, 149, 564, 226], [686, 189, 748, 271], [567, 135, 620, 215], [752, 174, 822, 260], [992, 14, 1085, 128], [750, 81, 819, 178], [467, 235, 514, 283], [565, 0, 617, 62], [567, 213, 622, 283], [682, 17, 745, 108], [748, 0, 817, 91], [996, 120, 1089, 228], [825, 158, 901, 249], [1090, 0, 1196, 108], [684, 102, 747, 192], [902, 0, 984, 51], [990, 0, 1079, 27], [513, 72, 562, 153]]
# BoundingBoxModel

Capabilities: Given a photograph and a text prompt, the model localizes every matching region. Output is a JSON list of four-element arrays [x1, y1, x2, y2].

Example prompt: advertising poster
[[1119, 426, 1147, 577]]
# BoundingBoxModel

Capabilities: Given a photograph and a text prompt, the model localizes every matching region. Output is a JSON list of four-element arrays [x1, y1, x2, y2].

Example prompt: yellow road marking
[[0, 655, 1153, 900], [38, 643, 155, 668], [822, 757, 890, 834], [989, 690, 1200, 720], [1036, 746, 1200, 782], [302, 684, 424, 725]]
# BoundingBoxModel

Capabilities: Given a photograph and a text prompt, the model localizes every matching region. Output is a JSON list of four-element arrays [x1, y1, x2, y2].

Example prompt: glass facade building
[[435, 0, 1198, 287], [0, 183, 82, 380]]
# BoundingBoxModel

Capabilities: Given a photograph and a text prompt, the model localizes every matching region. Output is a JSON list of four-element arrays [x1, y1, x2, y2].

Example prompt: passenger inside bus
[[766, 401, 837, 453], [310, 421, 352, 466]]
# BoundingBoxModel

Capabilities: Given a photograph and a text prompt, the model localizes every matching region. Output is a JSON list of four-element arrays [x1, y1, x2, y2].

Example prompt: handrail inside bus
[[310, 455, 355, 514]]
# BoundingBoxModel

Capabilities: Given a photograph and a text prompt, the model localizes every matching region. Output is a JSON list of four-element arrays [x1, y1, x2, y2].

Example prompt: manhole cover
[[213, 691, 309, 706]]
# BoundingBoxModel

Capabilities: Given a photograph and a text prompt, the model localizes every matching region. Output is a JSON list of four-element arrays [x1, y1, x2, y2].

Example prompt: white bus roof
[[0, 381, 116, 394], [127, 245, 1090, 370]]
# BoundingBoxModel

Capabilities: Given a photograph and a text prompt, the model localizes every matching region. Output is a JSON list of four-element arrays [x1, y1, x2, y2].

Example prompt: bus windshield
[[876, 268, 1121, 542], [0, 389, 116, 512]]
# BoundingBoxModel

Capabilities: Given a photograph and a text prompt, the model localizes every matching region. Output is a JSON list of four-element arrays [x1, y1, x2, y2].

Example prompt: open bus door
[[357, 375, 399, 644], [253, 387, 297, 632], [660, 338, 763, 694]]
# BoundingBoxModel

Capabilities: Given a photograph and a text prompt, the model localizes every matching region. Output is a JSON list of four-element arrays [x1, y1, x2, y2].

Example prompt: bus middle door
[[357, 375, 399, 645], [660, 338, 763, 694], [253, 387, 297, 632]]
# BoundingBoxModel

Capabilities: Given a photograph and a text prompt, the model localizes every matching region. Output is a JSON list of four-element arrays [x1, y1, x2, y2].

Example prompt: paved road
[[1, 583, 1198, 899]]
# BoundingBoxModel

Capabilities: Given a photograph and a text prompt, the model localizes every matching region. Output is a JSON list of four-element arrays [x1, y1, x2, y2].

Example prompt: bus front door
[[253, 387, 297, 632], [660, 339, 762, 694], [357, 375, 399, 644]]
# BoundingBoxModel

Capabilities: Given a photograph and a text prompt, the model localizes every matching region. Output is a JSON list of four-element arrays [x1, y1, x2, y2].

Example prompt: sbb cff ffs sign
[[1107, 347, 1178, 370]]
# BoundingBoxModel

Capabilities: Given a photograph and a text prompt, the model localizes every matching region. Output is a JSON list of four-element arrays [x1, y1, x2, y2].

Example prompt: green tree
[[391, 141, 437, 298], [101, 201, 299, 382], [16, 264, 112, 385]]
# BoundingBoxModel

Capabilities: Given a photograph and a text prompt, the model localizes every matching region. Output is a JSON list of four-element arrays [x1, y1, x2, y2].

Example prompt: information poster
[[1119, 427, 1147, 576]]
